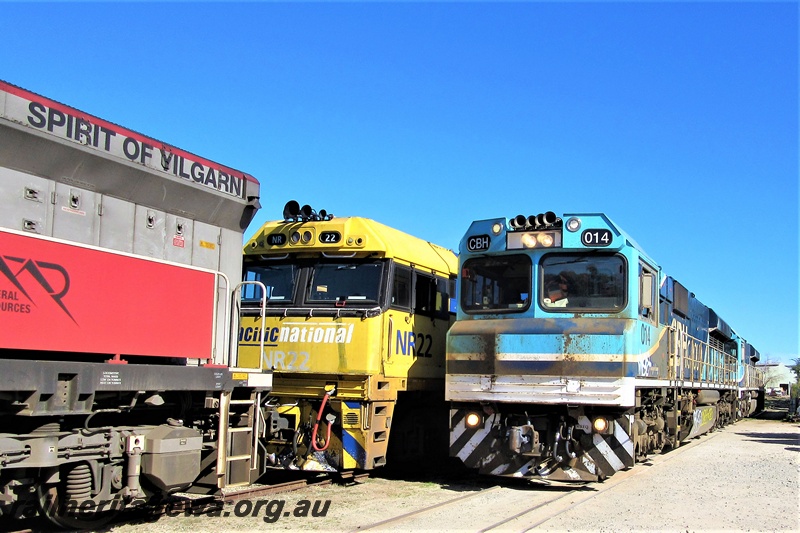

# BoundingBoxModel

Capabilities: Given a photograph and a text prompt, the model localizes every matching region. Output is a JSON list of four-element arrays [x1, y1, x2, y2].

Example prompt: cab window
[[639, 262, 657, 323], [540, 253, 626, 311], [307, 261, 384, 304], [414, 272, 452, 319], [241, 264, 297, 304], [461, 255, 531, 313], [391, 265, 412, 310]]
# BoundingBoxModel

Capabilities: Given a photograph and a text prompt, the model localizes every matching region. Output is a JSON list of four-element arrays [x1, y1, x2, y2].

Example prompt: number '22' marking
[[396, 331, 433, 358]]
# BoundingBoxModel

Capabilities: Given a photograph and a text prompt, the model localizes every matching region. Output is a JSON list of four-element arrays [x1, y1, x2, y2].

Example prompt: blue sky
[[1, 1, 797, 364]]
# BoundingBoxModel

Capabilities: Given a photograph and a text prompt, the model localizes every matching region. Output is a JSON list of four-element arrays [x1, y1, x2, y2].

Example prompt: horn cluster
[[283, 200, 334, 222], [508, 211, 562, 231]]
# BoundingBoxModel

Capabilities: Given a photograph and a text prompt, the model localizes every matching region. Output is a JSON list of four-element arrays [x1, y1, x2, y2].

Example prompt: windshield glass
[[461, 255, 531, 313], [540, 253, 626, 311], [308, 261, 384, 304], [241, 264, 297, 304]]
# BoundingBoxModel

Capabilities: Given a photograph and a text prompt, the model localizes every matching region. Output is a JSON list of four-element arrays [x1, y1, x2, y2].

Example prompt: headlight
[[537, 233, 554, 247], [520, 233, 537, 248], [592, 417, 614, 434], [465, 412, 483, 428]]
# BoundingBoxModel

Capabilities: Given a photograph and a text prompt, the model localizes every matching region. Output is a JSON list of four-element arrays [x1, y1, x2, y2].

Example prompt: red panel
[[0, 230, 216, 360]]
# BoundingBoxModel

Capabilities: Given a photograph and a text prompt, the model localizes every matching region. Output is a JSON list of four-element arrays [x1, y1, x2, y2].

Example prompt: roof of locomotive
[[244, 215, 458, 277]]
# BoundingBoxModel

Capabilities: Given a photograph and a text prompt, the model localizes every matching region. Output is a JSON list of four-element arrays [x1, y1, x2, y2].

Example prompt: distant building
[[756, 362, 797, 395]]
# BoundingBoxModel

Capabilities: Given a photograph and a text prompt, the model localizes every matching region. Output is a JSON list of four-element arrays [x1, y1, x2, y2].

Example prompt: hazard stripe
[[450, 415, 516, 475], [612, 415, 635, 466], [456, 423, 493, 462], [580, 435, 613, 475], [450, 411, 468, 444], [452, 410, 636, 480], [591, 434, 626, 472], [475, 447, 512, 474], [507, 458, 537, 477], [342, 430, 366, 469], [451, 421, 481, 454], [450, 409, 466, 427]]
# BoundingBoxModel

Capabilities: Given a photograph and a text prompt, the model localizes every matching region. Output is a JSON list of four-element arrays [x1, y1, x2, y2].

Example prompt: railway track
[[349, 432, 719, 532]]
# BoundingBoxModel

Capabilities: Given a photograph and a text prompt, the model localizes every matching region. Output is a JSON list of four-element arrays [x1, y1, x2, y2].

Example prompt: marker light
[[465, 412, 482, 428], [291, 231, 301, 243], [301, 230, 312, 243], [593, 417, 607, 432], [492, 222, 504, 235], [566, 217, 581, 232]]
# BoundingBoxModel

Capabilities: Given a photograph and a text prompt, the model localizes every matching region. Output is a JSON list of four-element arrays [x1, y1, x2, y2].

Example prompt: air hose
[[311, 387, 336, 451]]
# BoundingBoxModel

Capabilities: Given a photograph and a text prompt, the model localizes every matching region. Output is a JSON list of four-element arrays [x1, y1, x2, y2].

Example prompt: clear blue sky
[[1, 1, 797, 364]]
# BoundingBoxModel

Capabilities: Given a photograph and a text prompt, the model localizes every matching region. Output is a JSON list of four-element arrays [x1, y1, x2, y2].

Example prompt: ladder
[[217, 389, 265, 488]]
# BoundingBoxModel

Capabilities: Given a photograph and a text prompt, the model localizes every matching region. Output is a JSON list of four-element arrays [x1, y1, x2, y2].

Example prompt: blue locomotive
[[447, 212, 764, 482]]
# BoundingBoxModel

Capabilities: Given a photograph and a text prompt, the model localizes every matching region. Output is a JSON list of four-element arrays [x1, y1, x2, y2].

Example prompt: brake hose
[[311, 390, 334, 451]]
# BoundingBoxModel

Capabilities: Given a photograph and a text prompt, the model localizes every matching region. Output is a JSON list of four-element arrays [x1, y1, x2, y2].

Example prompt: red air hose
[[311, 393, 333, 451]]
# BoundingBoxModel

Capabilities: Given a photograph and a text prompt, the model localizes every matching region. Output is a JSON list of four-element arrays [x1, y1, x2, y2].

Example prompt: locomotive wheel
[[36, 464, 120, 530], [36, 483, 122, 530]]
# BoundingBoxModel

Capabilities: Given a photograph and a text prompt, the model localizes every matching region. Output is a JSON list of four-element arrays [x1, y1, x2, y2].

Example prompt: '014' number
[[581, 229, 612, 247]]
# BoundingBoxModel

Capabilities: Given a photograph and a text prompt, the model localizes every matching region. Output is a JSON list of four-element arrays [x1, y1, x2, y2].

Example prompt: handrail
[[741, 364, 766, 389], [239, 305, 382, 319], [216, 272, 231, 366], [230, 281, 268, 370], [667, 326, 738, 388]]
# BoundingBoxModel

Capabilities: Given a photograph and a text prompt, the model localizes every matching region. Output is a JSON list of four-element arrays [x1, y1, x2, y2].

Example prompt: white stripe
[[508, 458, 537, 477], [455, 418, 495, 462], [450, 418, 467, 445], [592, 434, 625, 471], [494, 352, 625, 362], [614, 415, 635, 459], [580, 455, 597, 475]]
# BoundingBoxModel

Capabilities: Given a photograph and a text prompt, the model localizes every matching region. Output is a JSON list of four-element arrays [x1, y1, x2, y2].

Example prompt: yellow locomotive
[[237, 201, 457, 471]]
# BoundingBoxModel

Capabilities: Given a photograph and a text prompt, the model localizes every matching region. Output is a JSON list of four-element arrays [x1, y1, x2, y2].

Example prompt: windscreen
[[241, 259, 387, 309], [540, 253, 626, 311], [461, 255, 532, 312], [242, 264, 297, 304], [307, 261, 384, 305]]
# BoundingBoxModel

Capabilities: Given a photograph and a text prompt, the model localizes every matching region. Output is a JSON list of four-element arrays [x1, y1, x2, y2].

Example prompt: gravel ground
[[103, 416, 799, 533], [538, 417, 800, 532]]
